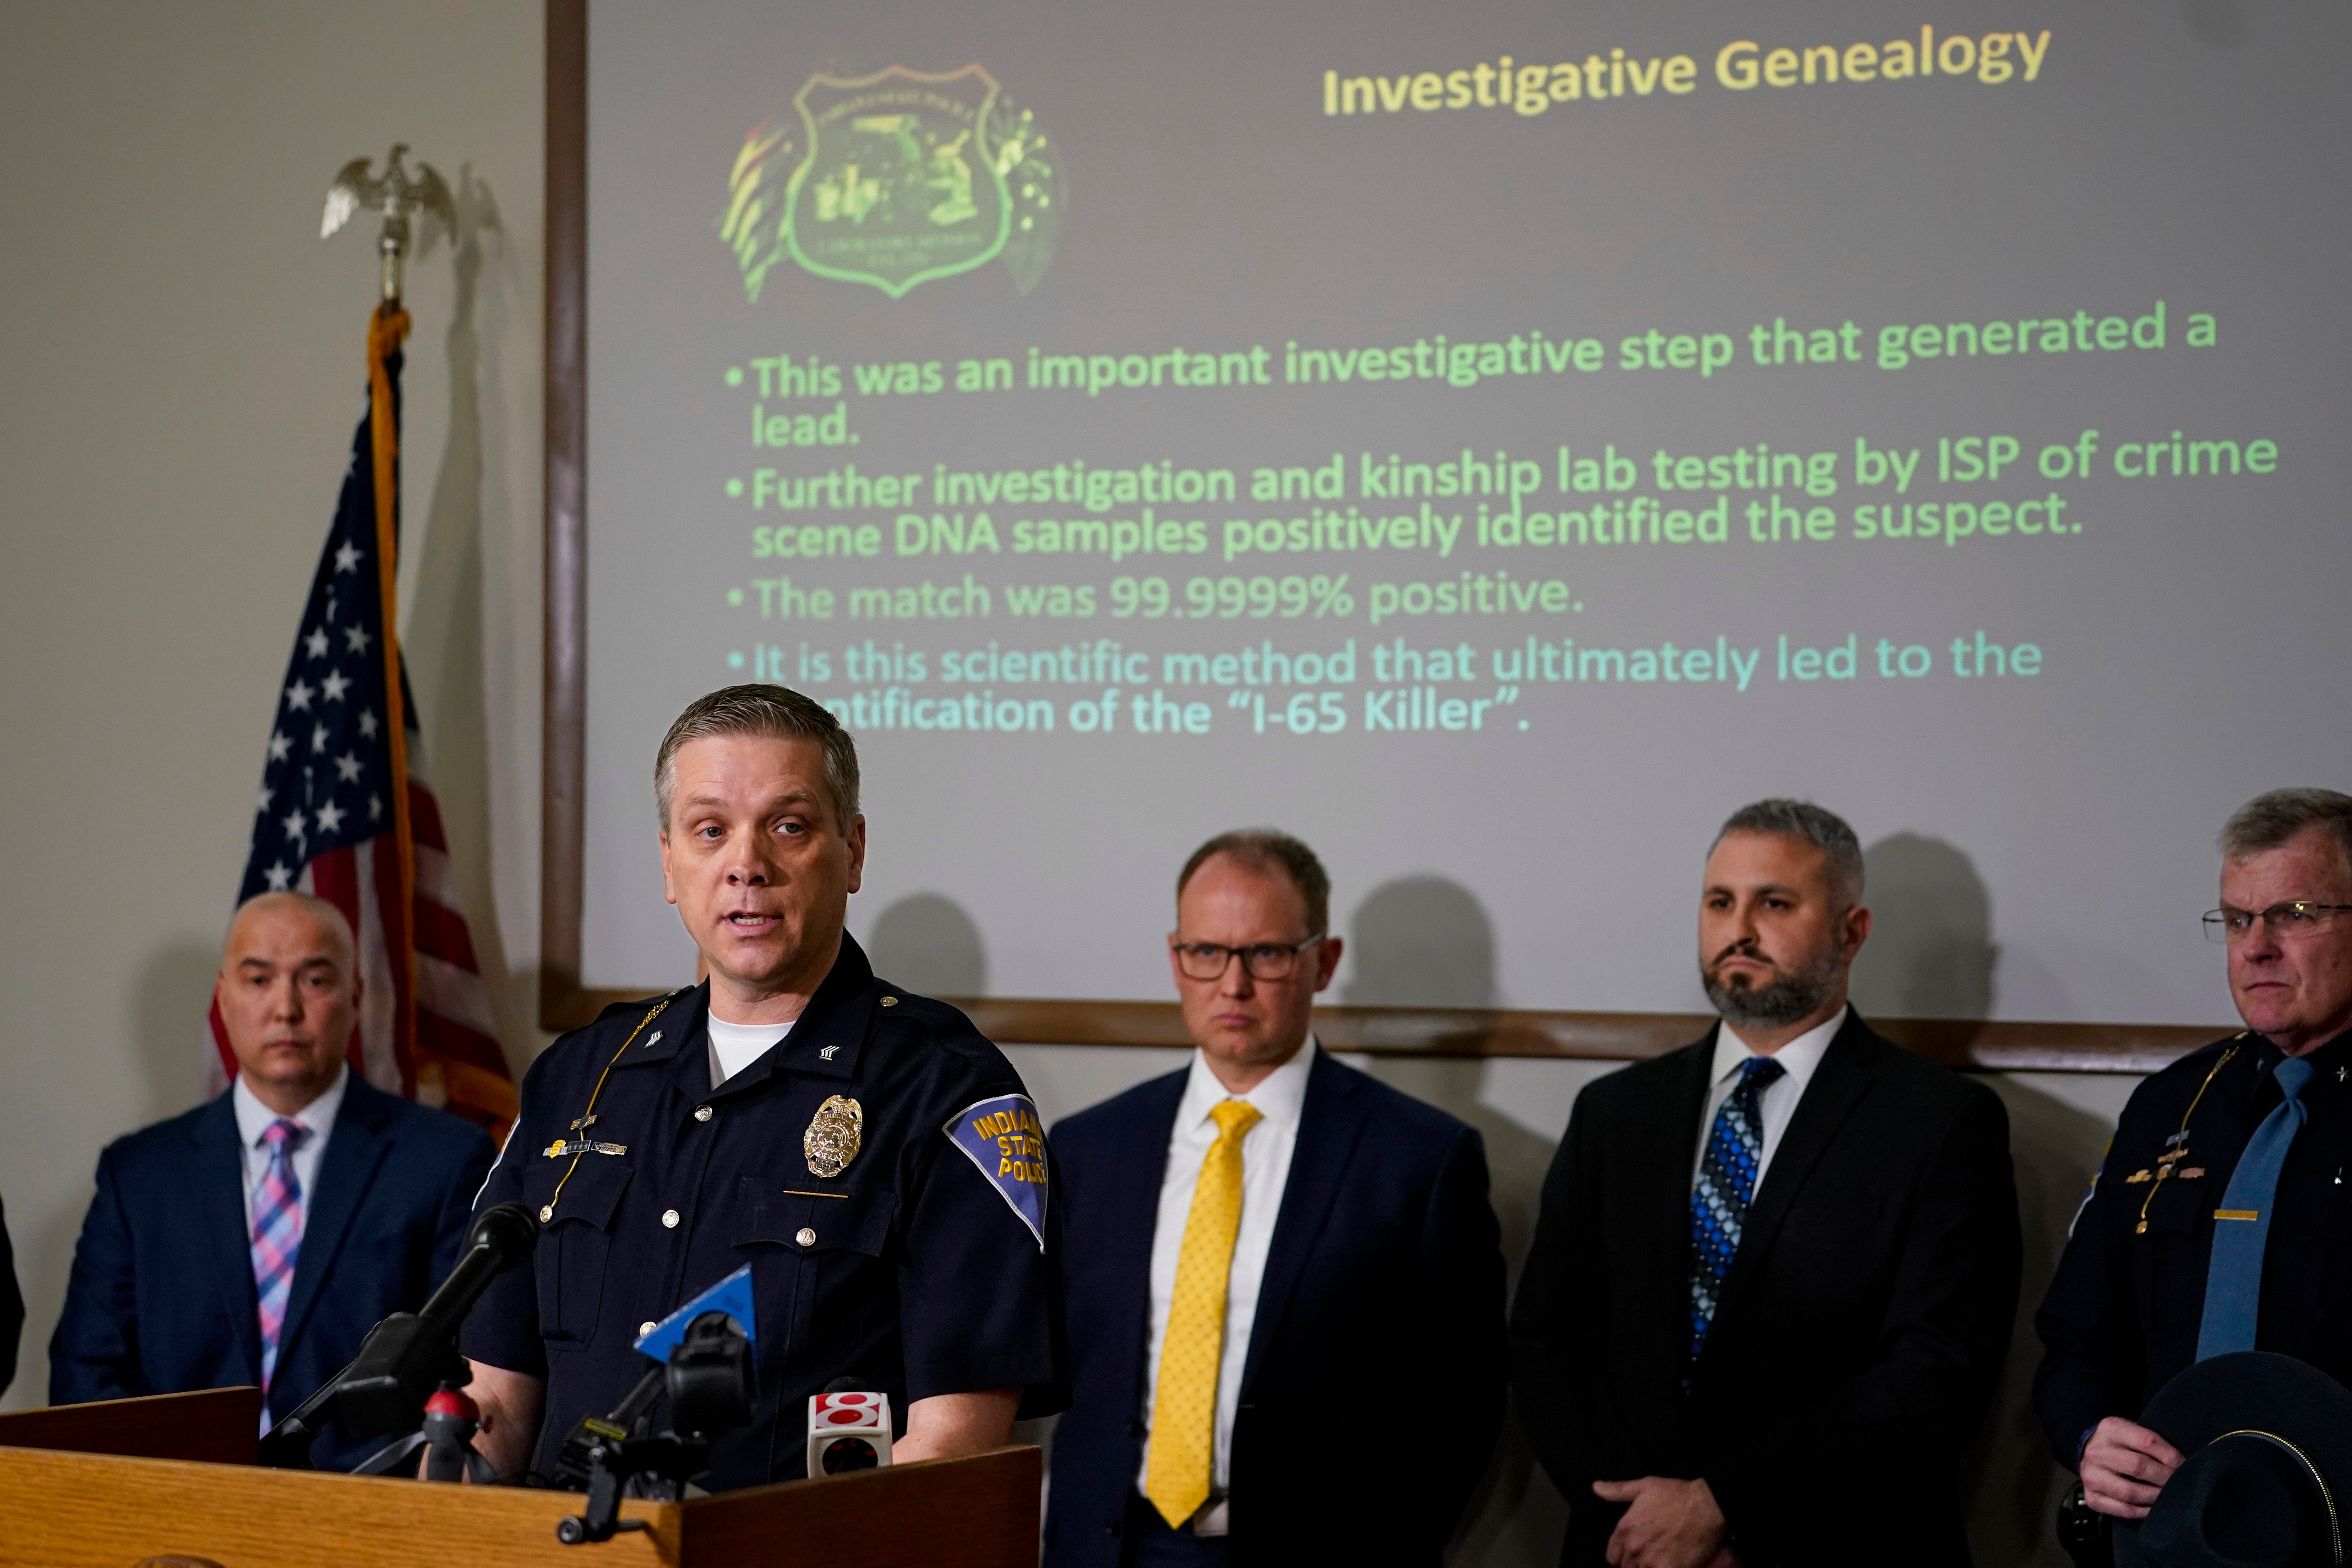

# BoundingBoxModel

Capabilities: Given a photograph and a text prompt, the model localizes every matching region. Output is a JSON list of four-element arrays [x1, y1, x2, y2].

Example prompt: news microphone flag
[[808, 1389, 893, 1476], [636, 1265, 759, 1361], [204, 305, 517, 1133]]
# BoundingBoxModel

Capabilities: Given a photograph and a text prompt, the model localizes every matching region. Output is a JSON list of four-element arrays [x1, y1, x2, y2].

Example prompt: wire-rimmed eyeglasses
[[2202, 902, 2352, 944]]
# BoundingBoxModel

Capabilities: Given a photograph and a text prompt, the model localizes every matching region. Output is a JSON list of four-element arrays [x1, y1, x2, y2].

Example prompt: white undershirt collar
[[705, 1010, 794, 1088]]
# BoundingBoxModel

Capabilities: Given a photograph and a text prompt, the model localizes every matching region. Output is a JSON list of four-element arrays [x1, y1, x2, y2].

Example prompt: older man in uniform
[[459, 685, 1064, 1487], [2037, 787, 2352, 1518]]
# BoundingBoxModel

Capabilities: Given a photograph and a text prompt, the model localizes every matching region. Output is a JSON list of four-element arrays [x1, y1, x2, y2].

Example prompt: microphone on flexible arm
[[412, 1202, 542, 1337], [259, 1202, 539, 1469], [555, 1268, 759, 1544]]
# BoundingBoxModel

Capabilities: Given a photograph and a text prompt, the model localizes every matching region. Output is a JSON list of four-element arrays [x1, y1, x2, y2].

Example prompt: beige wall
[[0, 8, 2151, 1565], [0, 0, 547, 1407]]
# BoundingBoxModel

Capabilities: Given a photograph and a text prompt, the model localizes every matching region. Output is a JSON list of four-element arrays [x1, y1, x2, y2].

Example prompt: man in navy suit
[[1046, 830, 1508, 1568], [51, 892, 495, 1469]]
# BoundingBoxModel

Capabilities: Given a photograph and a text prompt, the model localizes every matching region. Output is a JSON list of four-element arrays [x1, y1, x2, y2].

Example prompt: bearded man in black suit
[[1513, 799, 2022, 1568]]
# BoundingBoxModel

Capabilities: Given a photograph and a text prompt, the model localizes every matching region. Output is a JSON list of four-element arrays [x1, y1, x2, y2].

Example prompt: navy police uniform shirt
[[2033, 1027, 2352, 1463], [463, 933, 1066, 1489]]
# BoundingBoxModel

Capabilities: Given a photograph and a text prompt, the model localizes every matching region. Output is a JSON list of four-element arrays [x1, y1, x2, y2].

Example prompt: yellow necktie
[[1145, 1097, 1263, 1528]]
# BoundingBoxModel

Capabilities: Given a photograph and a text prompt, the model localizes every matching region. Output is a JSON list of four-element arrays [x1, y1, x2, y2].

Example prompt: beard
[[1702, 944, 1843, 1030]]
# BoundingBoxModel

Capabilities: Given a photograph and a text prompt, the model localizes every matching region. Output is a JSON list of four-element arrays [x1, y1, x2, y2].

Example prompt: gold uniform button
[[796, 1227, 817, 1247], [662, 1208, 681, 1229], [539, 1205, 554, 1222], [639, 1321, 657, 1337], [695, 1105, 714, 1122]]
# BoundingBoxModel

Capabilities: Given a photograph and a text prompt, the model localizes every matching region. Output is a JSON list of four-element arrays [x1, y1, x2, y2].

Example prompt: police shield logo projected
[[786, 66, 1010, 298], [721, 66, 1062, 303]]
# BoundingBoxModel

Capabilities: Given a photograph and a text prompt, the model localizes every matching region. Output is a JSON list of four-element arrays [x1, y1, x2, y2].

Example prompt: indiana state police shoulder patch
[[944, 1093, 1048, 1250]]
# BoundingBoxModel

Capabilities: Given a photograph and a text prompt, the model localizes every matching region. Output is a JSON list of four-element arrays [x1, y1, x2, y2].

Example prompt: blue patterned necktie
[[1690, 1055, 1786, 1359], [2195, 1054, 2316, 1360]]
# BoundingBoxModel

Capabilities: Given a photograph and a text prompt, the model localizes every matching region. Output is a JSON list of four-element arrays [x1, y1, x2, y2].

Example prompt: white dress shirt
[[705, 1014, 793, 1088], [1134, 1038, 1317, 1534], [1689, 1005, 1846, 1191], [231, 1065, 350, 1232]]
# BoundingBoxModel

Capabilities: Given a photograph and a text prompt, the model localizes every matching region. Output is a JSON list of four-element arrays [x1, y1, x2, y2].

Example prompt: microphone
[[260, 1203, 539, 1464], [337, 1202, 539, 1436], [417, 1203, 541, 1334], [806, 1377, 892, 1476]]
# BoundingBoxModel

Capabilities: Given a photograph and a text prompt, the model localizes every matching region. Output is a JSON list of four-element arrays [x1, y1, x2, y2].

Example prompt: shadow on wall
[[1850, 831, 1998, 1020], [1967, 1079, 2112, 1568], [1339, 876, 1570, 1568], [1847, 830, 2085, 1566], [14, 940, 225, 1407], [2184, 0, 2248, 47], [404, 167, 533, 1074], [133, 939, 223, 1122], [866, 893, 988, 996]]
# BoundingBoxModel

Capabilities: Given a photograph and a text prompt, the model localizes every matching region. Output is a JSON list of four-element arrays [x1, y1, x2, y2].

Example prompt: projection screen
[[549, 0, 2352, 1040]]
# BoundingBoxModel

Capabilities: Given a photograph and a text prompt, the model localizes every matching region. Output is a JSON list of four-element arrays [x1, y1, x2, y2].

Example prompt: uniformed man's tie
[[2196, 1054, 2315, 1359], [1146, 1097, 1262, 1529], [251, 1118, 308, 1391], [1689, 1056, 1784, 1359]]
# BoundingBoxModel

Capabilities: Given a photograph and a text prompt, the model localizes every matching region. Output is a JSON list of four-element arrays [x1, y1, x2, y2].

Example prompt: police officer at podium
[[2036, 788, 2352, 1519], [460, 685, 1065, 1488]]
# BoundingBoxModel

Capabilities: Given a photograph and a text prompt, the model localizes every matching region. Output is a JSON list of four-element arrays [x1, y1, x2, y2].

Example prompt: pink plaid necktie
[[251, 1117, 307, 1391]]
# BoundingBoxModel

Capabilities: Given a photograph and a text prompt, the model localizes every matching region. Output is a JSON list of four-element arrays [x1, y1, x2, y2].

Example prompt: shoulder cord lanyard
[[541, 994, 676, 1223], [2135, 1043, 2241, 1235]]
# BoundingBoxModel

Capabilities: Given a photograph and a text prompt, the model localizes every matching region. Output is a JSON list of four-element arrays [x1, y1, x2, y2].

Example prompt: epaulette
[[2141, 1029, 2251, 1086], [2181, 1030, 2251, 1062], [592, 986, 692, 1026], [872, 986, 993, 1042], [547, 985, 698, 1053]]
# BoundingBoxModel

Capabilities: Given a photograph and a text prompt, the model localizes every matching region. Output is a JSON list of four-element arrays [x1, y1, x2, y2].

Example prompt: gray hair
[[1710, 798, 1865, 911], [1177, 828, 1331, 935], [654, 684, 861, 831], [2220, 788, 2352, 866]]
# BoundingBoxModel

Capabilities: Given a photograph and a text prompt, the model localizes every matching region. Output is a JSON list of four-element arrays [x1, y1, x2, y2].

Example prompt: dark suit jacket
[[1512, 1012, 2021, 1568], [1045, 1048, 1508, 1568], [0, 1193, 23, 1393], [51, 1074, 495, 1469]]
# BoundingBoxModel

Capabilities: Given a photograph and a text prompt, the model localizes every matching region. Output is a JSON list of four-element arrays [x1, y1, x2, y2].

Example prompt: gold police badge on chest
[[805, 1095, 864, 1179]]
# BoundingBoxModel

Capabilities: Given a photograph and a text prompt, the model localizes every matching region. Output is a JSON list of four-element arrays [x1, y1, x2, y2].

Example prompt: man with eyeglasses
[[1044, 830, 1507, 1568], [2037, 787, 2352, 1522]]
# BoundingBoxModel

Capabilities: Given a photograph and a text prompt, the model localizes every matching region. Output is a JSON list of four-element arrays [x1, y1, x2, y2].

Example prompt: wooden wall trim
[[953, 1000, 2221, 1074], [540, 983, 2218, 1075]]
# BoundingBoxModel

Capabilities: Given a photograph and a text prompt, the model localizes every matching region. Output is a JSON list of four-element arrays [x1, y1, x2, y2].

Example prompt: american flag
[[204, 307, 517, 1133]]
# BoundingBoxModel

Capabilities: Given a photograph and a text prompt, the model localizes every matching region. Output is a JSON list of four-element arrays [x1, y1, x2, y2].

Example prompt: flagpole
[[329, 145, 450, 1100], [366, 303, 421, 1096], [319, 143, 516, 1127]]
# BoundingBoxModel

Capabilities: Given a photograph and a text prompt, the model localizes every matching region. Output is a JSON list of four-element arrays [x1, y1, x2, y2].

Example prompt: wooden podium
[[0, 1389, 1041, 1568]]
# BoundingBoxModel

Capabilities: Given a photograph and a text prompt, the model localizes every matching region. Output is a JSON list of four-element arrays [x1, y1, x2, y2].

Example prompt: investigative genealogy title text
[[1322, 26, 2050, 117]]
